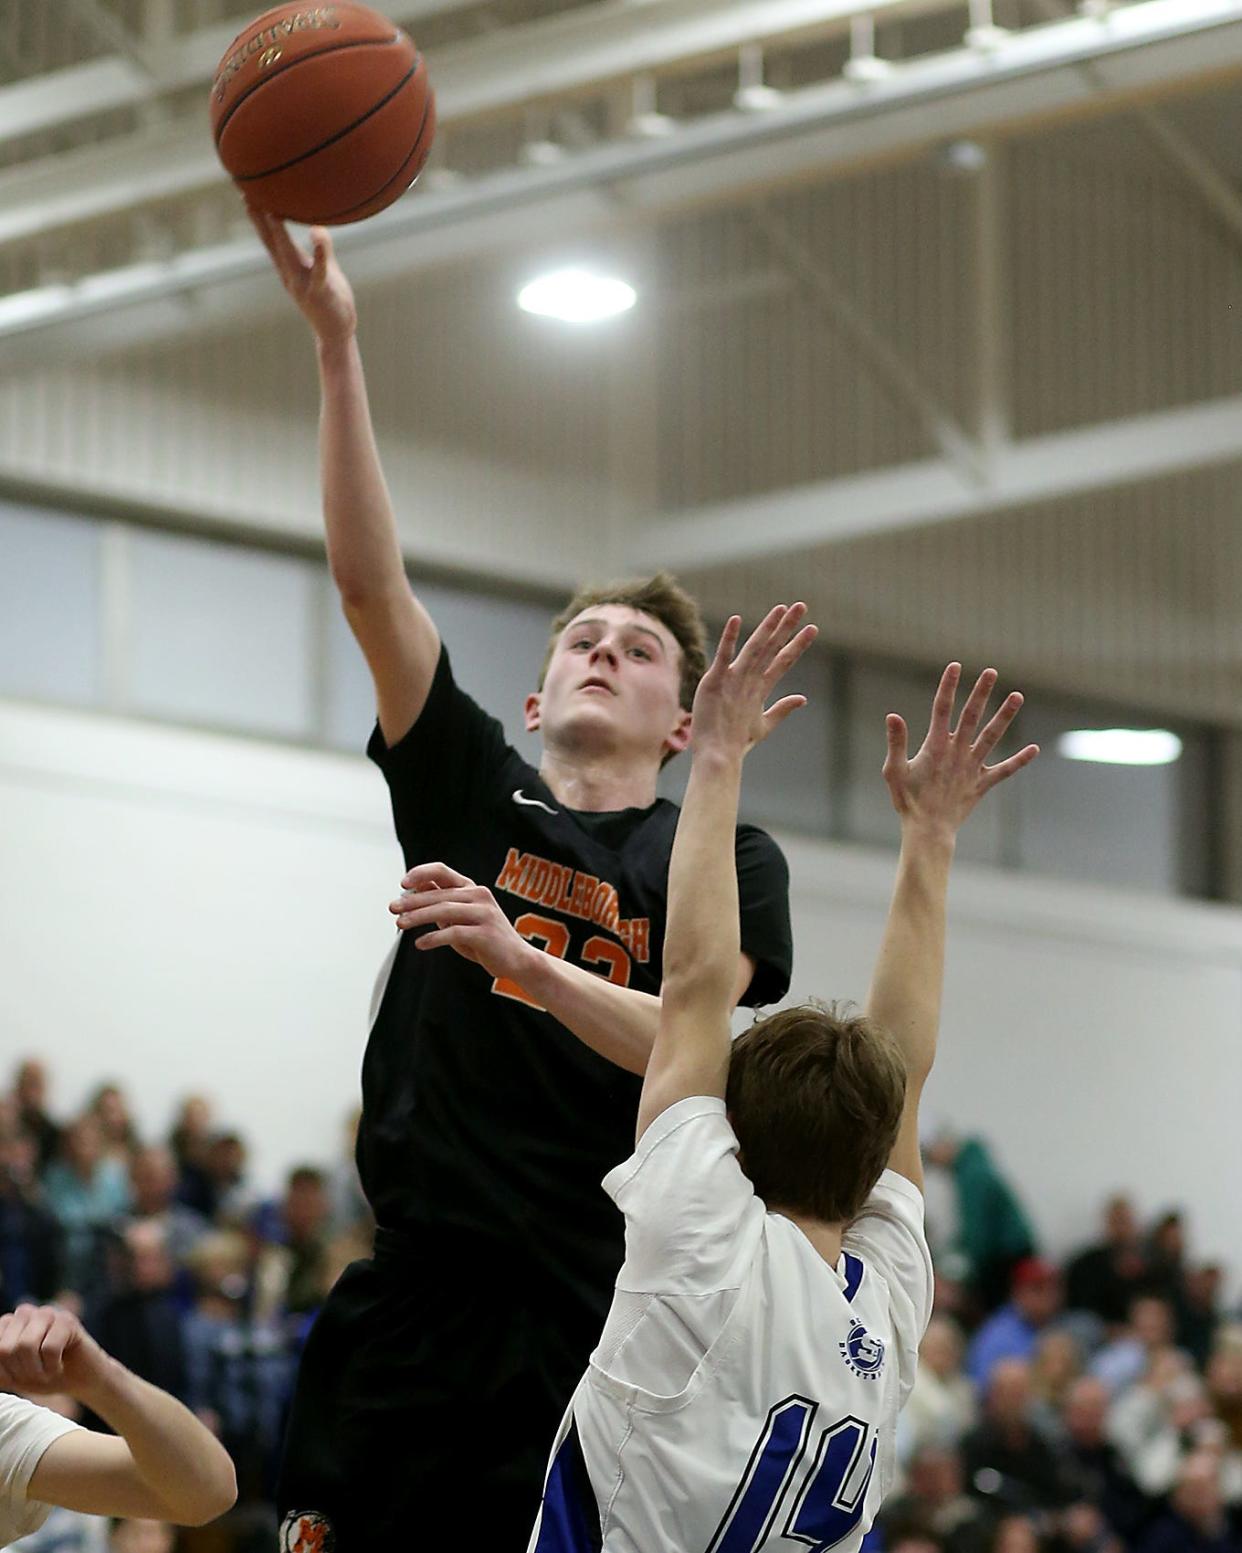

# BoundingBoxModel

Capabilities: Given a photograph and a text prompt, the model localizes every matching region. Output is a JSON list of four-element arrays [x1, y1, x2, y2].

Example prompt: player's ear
[[524, 692, 543, 733], [664, 708, 692, 758]]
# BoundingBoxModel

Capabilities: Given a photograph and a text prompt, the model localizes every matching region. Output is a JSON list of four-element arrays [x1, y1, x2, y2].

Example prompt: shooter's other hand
[[392, 862, 533, 983]]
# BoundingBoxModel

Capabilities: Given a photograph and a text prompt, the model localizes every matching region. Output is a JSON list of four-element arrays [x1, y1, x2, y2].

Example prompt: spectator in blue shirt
[[967, 1258, 1064, 1392], [42, 1118, 130, 1297]]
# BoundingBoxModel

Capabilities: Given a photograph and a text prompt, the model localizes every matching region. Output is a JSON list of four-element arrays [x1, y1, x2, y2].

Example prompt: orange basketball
[[210, 3, 435, 226]]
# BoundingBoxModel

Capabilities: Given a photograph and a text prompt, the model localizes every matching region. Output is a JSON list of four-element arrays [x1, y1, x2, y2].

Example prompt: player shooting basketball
[[518, 614, 1038, 1551], [250, 208, 794, 1549]]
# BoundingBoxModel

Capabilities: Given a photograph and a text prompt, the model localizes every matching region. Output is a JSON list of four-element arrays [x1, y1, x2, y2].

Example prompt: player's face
[[528, 604, 690, 764]]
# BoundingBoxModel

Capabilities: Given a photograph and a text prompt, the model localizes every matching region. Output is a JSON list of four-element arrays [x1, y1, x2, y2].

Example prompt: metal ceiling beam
[[62, 0, 158, 75], [0, 0, 959, 244], [753, 201, 986, 480], [5, 0, 1239, 156], [637, 393, 1242, 570], [3, 0, 1242, 342], [0, 0, 950, 246], [424, 0, 956, 122], [1026, 0, 1242, 254], [1136, 107, 1242, 252], [0, 0, 492, 146], [5, 0, 1241, 251]]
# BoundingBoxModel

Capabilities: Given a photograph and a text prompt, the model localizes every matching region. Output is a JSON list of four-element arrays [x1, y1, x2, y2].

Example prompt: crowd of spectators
[[0, 1059, 371, 1552], [2, 1063, 1239, 1552], [869, 1127, 1242, 1553]]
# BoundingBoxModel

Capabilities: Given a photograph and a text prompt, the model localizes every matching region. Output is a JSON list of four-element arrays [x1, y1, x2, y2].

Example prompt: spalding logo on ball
[[210, 3, 436, 225]]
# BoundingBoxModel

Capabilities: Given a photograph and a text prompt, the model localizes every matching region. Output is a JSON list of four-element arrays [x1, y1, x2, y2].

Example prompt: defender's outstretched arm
[[868, 664, 1038, 1190], [636, 606, 816, 1142]]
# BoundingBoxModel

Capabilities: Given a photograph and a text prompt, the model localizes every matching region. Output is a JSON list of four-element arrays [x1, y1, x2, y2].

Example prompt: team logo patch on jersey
[[280, 1510, 335, 1552], [839, 1321, 886, 1381]]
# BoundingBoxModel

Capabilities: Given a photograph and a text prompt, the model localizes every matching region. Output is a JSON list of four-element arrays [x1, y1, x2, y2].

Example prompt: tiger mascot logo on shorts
[[280, 1510, 335, 1552]]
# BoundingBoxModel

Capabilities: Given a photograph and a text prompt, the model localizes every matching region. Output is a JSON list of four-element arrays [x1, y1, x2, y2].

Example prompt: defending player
[[524, 612, 1038, 1551], [249, 209, 793, 1548], [0, 1303, 235, 1545]]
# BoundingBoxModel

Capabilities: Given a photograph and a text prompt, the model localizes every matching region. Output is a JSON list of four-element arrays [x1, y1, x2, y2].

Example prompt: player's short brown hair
[[541, 572, 708, 712], [726, 1001, 908, 1224]]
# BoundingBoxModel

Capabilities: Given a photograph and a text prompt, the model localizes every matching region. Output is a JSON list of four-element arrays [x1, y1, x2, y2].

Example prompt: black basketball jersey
[[359, 645, 793, 1320]]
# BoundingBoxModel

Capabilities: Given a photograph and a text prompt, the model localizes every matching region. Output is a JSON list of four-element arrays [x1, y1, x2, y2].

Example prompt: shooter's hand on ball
[[689, 604, 818, 765], [882, 663, 1039, 842], [247, 202, 357, 345], [392, 862, 533, 983]]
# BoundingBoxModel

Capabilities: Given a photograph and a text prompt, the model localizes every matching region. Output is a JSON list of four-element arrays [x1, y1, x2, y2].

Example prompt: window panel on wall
[[1013, 700, 1209, 895], [323, 599, 376, 754], [738, 649, 834, 836], [324, 579, 567, 765], [0, 502, 102, 705], [124, 530, 317, 738], [844, 662, 1012, 866], [417, 582, 554, 768]]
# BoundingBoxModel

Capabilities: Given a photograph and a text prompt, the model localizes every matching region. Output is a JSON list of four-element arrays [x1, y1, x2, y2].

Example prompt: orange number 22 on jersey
[[492, 913, 632, 1010]]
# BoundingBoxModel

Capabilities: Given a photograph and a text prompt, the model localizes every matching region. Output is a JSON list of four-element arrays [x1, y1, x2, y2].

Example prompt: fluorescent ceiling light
[[1057, 729, 1183, 766], [517, 268, 637, 323]]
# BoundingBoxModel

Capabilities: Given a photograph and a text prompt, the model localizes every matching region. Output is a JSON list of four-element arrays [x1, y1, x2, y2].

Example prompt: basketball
[[210, 3, 436, 226]]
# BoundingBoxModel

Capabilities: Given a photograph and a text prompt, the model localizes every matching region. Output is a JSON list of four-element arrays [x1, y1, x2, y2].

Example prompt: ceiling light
[[517, 268, 637, 323], [938, 139, 989, 174], [520, 139, 567, 168], [1057, 729, 1183, 766]]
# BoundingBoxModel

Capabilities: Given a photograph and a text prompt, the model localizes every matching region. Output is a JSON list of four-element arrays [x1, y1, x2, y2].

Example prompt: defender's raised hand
[[691, 604, 817, 762], [884, 663, 1039, 836], [247, 202, 357, 345]]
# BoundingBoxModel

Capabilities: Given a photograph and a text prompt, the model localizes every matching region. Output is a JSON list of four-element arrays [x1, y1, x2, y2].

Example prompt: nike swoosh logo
[[512, 788, 559, 816]]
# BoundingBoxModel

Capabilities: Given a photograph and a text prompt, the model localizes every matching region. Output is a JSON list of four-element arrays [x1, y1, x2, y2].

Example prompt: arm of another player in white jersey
[[867, 665, 1038, 1191], [2, 1306, 236, 1525], [636, 608, 816, 1144]]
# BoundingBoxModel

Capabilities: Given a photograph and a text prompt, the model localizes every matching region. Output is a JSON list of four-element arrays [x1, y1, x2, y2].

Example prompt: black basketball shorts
[[275, 1233, 586, 1550]]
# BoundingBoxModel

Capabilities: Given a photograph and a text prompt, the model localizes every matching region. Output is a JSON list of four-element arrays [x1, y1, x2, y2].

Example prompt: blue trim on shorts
[[533, 1418, 603, 1552]]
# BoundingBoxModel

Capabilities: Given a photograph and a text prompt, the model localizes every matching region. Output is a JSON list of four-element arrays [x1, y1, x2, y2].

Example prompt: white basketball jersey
[[528, 1096, 933, 1553]]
